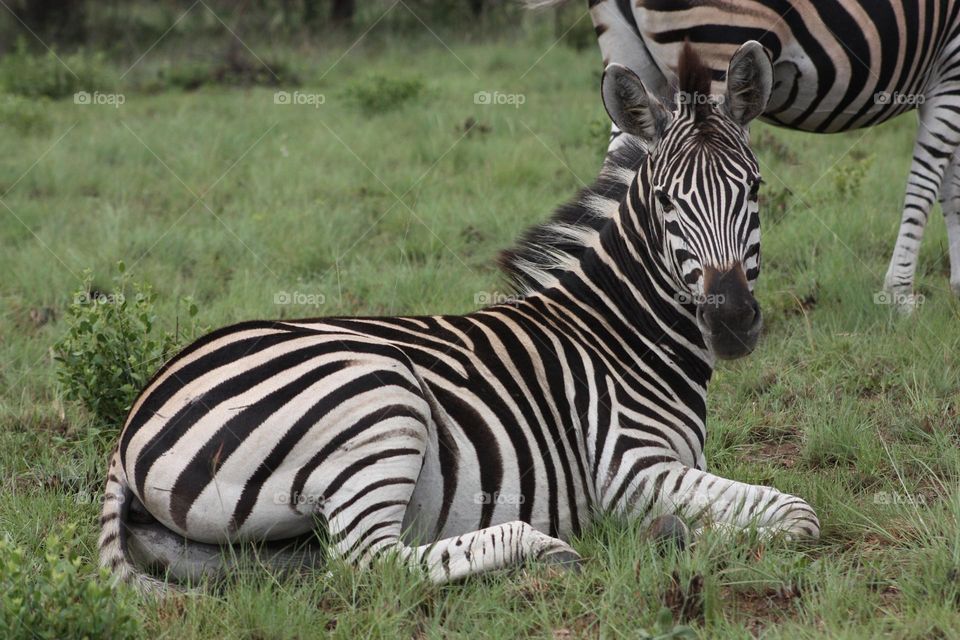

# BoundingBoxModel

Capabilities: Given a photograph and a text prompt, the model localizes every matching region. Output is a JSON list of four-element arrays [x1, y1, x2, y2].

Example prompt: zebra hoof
[[648, 515, 689, 552], [541, 548, 583, 573], [880, 285, 920, 314]]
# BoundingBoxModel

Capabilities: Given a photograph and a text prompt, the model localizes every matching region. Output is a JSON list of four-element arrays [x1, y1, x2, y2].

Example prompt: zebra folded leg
[[403, 522, 582, 581], [333, 520, 581, 583], [620, 462, 820, 543], [884, 96, 960, 311], [940, 149, 960, 298]]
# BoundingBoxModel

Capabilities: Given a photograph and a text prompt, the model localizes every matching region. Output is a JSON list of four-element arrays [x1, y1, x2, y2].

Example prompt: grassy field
[[1, 25, 960, 639]]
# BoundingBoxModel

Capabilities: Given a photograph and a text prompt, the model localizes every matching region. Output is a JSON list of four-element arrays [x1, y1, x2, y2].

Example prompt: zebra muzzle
[[696, 264, 762, 360]]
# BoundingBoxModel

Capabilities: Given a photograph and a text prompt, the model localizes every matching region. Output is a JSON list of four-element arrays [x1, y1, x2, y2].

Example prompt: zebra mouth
[[698, 308, 763, 360], [695, 263, 762, 360]]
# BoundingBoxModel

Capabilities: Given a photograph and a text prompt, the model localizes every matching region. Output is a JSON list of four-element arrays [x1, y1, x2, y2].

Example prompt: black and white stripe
[[99, 43, 818, 591], [542, 0, 960, 307]]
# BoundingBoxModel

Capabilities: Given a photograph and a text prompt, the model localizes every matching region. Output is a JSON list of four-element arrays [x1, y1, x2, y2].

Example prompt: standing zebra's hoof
[[648, 515, 690, 552], [893, 292, 921, 315], [540, 548, 583, 573], [879, 282, 921, 315]]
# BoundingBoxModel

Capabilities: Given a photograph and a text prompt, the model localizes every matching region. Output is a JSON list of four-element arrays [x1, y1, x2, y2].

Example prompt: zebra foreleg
[[939, 148, 960, 297], [884, 95, 960, 311], [618, 462, 820, 541]]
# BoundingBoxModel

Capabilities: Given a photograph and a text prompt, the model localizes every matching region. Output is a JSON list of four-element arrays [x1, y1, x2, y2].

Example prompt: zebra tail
[[98, 450, 169, 596]]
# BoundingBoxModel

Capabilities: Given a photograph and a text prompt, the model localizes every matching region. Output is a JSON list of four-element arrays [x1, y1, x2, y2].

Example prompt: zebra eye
[[749, 178, 762, 200], [655, 190, 674, 212]]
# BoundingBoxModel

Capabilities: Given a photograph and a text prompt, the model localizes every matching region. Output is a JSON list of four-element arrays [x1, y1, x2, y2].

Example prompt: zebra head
[[601, 41, 773, 360]]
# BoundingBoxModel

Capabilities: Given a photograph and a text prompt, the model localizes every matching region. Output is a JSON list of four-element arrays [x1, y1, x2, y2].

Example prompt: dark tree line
[[5, 0, 497, 46]]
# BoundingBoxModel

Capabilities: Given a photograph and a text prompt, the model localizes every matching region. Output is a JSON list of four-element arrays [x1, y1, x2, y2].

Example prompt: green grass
[[2, 30, 960, 639]]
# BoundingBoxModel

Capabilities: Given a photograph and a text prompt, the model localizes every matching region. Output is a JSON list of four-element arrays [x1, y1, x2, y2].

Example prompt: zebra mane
[[498, 137, 647, 295], [675, 41, 713, 120]]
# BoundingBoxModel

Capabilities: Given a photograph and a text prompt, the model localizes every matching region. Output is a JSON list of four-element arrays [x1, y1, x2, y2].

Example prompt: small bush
[[0, 40, 113, 99], [0, 526, 142, 639], [345, 74, 425, 114], [55, 262, 206, 430], [832, 153, 874, 199]]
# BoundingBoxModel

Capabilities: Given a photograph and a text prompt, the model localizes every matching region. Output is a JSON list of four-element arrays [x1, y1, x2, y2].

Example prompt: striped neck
[[540, 158, 714, 392]]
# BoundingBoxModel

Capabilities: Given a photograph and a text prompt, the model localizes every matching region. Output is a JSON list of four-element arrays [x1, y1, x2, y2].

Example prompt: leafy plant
[[345, 73, 425, 114], [832, 153, 874, 199], [55, 262, 206, 430], [0, 525, 142, 639]]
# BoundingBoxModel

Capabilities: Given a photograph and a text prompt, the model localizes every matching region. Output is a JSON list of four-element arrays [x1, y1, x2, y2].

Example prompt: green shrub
[[345, 73, 425, 114], [832, 153, 874, 199], [55, 262, 206, 430], [0, 40, 113, 99], [0, 525, 142, 639]]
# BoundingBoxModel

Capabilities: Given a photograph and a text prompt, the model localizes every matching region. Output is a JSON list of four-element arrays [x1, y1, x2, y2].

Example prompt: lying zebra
[[99, 42, 819, 592]]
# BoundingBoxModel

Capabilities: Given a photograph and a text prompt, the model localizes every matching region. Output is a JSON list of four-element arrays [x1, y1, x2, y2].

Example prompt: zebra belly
[[635, 0, 944, 132]]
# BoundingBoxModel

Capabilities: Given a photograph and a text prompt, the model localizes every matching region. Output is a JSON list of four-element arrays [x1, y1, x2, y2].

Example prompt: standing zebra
[[99, 43, 819, 591], [537, 0, 960, 309]]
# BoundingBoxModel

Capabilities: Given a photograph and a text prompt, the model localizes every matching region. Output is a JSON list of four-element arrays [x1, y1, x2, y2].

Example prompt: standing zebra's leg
[[939, 149, 960, 297], [884, 96, 960, 311], [612, 462, 819, 541]]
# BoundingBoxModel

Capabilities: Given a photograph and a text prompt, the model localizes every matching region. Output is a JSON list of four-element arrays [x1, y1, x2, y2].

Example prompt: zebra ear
[[602, 63, 671, 143], [723, 40, 773, 126]]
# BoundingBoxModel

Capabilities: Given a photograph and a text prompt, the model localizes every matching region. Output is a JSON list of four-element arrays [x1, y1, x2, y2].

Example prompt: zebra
[[99, 42, 819, 592], [533, 0, 960, 311]]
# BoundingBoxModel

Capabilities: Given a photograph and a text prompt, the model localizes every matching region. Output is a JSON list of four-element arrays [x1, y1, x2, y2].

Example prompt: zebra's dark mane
[[498, 137, 647, 294], [675, 41, 713, 121], [498, 43, 718, 295]]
